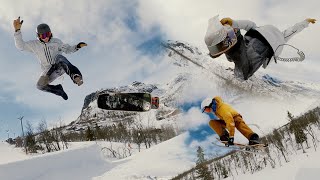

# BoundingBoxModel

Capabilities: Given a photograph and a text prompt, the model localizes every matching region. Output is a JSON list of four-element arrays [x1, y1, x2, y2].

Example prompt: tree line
[[10, 118, 177, 154]]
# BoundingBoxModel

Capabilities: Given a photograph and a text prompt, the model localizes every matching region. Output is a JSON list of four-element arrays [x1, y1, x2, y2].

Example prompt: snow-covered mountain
[[66, 74, 190, 132]]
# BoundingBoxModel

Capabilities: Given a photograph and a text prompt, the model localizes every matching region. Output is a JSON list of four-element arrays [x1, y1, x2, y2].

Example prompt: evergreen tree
[[196, 146, 206, 164], [288, 111, 307, 145], [195, 146, 213, 180], [85, 126, 95, 141], [287, 111, 294, 121], [25, 121, 39, 153], [95, 124, 104, 140]]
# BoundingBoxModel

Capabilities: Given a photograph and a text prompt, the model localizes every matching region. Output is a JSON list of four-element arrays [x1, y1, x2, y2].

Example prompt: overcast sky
[[0, 0, 319, 139]]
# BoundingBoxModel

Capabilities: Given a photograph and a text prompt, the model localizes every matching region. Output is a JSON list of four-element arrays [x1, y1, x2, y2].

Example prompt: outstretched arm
[[283, 18, 316, 42], [13, 17, 35, 52], [59, 40, 87, 54]]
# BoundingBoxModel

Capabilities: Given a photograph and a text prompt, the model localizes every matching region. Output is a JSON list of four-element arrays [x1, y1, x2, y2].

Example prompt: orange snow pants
[[208, 115, 254, 139]]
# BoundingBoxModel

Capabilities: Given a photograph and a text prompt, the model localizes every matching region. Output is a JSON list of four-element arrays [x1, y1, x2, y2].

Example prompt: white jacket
[[232, 19, 309, 57], [14, 30, 78, 72]]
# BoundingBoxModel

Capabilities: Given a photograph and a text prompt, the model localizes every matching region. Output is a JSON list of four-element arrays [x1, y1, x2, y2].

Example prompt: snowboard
[[97, 92, 159, 112], [213, 138, 268, 155]]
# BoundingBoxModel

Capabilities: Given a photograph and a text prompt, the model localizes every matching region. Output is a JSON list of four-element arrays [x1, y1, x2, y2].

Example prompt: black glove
[[226, 137, 234, 147], [76, 42, 87, 49]]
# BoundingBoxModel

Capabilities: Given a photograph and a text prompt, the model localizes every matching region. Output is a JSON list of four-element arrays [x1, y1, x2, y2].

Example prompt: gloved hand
[[306, 18, 316, 24], [13, 16, 23, 32], [225, 137, 234, 147], [76, 42, 87, 49], [220, 17, 233, 26]]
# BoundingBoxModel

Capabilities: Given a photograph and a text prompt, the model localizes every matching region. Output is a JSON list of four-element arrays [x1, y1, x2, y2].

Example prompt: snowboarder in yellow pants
[[201, 96, 259, 146]]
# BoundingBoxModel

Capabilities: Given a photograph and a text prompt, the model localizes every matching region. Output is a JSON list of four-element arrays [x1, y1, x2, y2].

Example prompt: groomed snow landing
[[0, 144, 114, 180]]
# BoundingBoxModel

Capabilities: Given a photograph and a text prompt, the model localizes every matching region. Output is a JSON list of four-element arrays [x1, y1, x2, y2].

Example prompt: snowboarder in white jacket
[[13, 17, 87, 100], [204, 15, 316, 80]]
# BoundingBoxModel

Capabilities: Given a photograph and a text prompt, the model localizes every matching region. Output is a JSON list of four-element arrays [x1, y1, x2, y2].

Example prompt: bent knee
[[37, 76, 49, 90], [36, 83, 46, 90]]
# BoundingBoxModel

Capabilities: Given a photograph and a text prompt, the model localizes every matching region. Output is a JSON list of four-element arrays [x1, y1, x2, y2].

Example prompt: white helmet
[[204, 15, 227, 47], [201, 97, 213, 110], [204, 15, 238, 57]]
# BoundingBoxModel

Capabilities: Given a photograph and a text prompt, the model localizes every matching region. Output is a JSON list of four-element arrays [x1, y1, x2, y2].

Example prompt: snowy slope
[[94, 133, 195, 180], [0, 134, 196, 180], [2, 129, 320, 180], [0, 142, 29, 165], [0, 143, 113, 180]]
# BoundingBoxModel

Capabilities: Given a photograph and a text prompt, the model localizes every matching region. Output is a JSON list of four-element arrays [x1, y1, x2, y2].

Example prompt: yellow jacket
[[213, 96, 240, 137]]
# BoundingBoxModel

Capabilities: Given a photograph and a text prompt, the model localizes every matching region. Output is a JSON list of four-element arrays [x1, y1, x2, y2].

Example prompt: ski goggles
[[38, 32, 52, 39], [207, 26, 237, 57], [202, 106, 212, 113], [202, 99, 217, 113]]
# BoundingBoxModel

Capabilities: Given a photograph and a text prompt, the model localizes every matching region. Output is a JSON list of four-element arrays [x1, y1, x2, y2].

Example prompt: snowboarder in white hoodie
[[13, 17, 87, 100], [204, 15, 316, 80]]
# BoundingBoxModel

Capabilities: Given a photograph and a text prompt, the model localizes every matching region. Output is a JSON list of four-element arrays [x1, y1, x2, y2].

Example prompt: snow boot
[[249, 133, 260, 145], [41, 84, 68, 100], [219, 129, 229, 141], [55, 84, 68, 100]]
